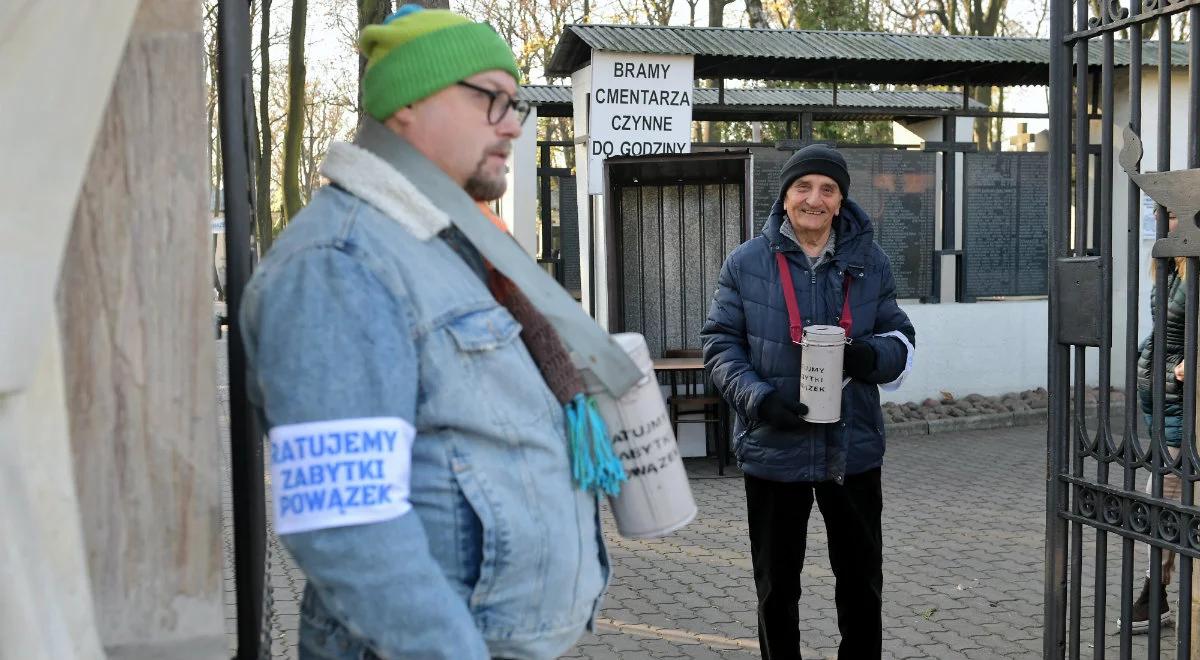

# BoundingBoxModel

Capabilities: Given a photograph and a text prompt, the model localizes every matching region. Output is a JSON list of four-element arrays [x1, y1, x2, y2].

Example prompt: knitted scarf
[[476, 205, 626, 496]]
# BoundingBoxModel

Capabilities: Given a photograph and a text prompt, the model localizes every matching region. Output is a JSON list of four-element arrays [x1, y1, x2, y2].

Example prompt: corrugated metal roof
[[545, 24, 1190, 86], [515, 85, 571, 104], [691, 87, 988, 110], [518, 84, 986, 111]]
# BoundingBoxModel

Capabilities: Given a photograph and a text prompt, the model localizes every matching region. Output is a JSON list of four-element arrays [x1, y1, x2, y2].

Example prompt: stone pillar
[[571, 63, 598, 320], [0, 314, 105, 660], [55, 0, 225, 657], [1, 1, 139, 658]]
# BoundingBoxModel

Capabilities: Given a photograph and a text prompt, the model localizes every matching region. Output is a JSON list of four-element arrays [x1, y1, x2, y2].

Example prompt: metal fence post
[[216, 1, 268, 658]]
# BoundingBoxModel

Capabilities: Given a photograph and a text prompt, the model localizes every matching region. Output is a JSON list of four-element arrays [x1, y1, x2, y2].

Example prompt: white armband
[[269, 417, 415, 535], [876, 330, 915, 392]]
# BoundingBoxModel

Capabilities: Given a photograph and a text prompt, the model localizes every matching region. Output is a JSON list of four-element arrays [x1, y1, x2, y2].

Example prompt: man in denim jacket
[[240, 6, 608, 658]]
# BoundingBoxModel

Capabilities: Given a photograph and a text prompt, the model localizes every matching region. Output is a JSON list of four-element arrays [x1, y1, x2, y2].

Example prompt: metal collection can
[[576, 333, 697, 539], [799, 324, 846, 423]]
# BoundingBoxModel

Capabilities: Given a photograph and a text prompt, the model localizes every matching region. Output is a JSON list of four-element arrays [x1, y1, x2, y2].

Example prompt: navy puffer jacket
[[701, 198, 916, 483]]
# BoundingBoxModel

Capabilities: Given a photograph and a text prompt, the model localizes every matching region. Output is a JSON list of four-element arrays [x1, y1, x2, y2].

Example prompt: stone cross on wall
[[1008, 122, 1036, 152]]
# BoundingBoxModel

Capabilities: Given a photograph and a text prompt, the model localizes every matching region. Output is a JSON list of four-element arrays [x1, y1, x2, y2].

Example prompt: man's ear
[[383, 105, 416, 135]]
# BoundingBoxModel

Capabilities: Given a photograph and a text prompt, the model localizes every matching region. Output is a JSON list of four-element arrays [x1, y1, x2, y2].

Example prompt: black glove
[[843, 340, 877, 379], [756, 393, 809, 430]]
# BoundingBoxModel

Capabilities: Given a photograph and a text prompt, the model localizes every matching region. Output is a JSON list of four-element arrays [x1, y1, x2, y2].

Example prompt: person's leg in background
[[1159, 446, 1182, 584], [815, 468, 883, 659], [1129, 442, 1181, 631], [745, 474, 816, 660]]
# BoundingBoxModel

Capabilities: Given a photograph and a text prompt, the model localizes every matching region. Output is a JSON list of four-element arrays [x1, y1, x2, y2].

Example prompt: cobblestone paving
[[218, 343, 1181, 658]]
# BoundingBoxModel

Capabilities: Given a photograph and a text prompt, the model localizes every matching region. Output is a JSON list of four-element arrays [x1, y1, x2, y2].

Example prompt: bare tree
[[699, 0, 734, 141], [879, 0, 1010, 148], [358, 0, 393, 110], [256, 0, 275, 251], [299, 76, 355, 202], [785, 0, 873, 30], [931, 0, 1007, 149], [202, 1, 224, 297], [684, 0, 699, 25], [609, 0, 676, 25], [709, 0, 733, 26], [282, 0, 308, 220], [457, 0, 589, 82], [203, 1, 221, 219], [413, 0, 449, 7], [644, 0, 676, 24], [745, 0, 768, 27]]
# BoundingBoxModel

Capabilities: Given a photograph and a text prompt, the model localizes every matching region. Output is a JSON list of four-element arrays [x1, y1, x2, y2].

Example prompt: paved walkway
[[217, 348, 1177, 658], [564, 428, 1052, 660]]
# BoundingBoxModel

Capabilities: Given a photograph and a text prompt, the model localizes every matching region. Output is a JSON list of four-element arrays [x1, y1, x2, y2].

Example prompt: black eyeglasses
[[457, 81, 531, 126]]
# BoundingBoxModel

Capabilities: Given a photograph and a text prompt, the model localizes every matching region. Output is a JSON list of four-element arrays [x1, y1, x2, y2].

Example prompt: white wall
[[882, 300, 1049, 403], [499, 106, 538, 257], [571, 63, 613, 327]]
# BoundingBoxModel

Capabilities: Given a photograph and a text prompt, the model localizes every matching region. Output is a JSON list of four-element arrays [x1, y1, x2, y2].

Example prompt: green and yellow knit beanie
[[360, 5, 520, 121]]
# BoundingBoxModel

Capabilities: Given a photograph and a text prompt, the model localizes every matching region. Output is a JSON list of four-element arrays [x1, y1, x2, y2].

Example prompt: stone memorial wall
[[962, 152, 1050, 299]]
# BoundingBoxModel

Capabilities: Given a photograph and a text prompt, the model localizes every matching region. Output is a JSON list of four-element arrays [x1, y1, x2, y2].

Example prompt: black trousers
[[744, 468, 883, 660]]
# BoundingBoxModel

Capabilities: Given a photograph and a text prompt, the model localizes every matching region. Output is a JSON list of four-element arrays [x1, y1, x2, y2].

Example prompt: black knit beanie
[[778, 144, 851, 201]]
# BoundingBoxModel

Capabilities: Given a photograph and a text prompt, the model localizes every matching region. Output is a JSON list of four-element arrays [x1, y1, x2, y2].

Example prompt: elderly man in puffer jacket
[[701, 144, 915, 659]]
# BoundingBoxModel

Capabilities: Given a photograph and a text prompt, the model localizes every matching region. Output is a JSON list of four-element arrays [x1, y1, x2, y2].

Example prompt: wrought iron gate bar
[[1180, 14, 1200, 652], [1060, 511, 1200, 561], [1177, 265, 1197, 658], [216, 0, 269, 657], [1068, 6, 1091, 653], [1063, 0, 1200, 43], [1141, 16, 1170, 652], [1192, 7, 1200, 172], [1045, 0, 1073, 654], [1063, 475, 1200, 548], [1116, 12, 1144, 659], [1087, 30, 1118, 655], [1176, 7, 1200, 656]]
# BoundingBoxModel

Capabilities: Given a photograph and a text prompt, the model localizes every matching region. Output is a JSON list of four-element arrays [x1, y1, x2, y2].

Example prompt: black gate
[[536, 140, 580, 295], [1046, 0, 1199, 657]]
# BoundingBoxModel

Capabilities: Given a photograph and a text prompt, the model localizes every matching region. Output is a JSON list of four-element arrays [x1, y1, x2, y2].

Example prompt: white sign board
[[1142, 192, 1158, 239], [587, 52, 693, 194]]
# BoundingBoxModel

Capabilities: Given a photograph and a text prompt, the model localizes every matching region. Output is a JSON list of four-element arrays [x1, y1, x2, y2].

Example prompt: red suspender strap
[[775, 252, 804, 344], [775, 251, 854, 344], [839, 274, 853, 335]]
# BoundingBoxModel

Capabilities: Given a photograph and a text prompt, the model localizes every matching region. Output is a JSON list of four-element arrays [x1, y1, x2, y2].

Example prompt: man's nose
[[496, 108, 522, 139]]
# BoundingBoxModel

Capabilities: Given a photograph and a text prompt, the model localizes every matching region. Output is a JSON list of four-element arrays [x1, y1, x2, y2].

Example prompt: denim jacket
[[240, 128, 608, 659]]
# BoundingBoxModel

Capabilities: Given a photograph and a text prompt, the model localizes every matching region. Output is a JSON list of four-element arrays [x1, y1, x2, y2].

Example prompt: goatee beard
[[465, 167, 507, 201], [466, 143, 510, 201]]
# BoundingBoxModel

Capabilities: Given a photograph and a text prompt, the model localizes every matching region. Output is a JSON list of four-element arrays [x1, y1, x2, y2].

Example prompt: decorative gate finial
[[1119, 126, 1200, 257]]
